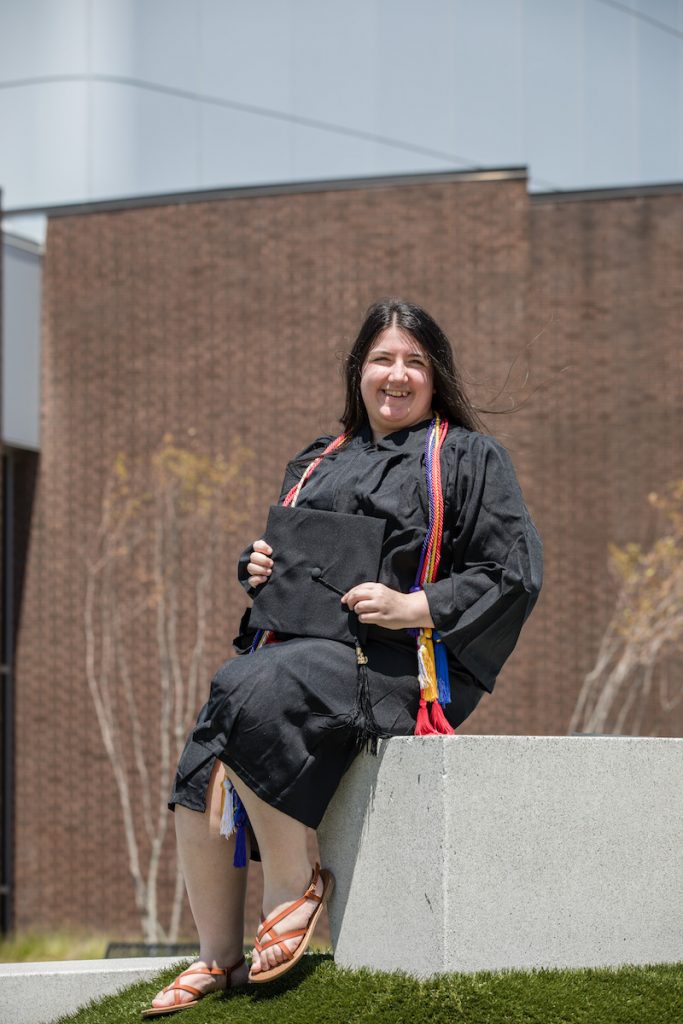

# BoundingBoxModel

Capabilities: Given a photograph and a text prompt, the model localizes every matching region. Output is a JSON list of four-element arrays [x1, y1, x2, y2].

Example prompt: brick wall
[[527, 192, 683, 737], [11, 172, 682, 940]]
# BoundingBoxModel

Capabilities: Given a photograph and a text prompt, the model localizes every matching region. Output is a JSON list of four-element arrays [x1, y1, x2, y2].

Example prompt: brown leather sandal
[[141, 954, 246, 1018], [248, 862, 334, 984]]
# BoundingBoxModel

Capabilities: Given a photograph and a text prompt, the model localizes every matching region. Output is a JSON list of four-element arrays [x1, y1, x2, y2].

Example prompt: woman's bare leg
[[150, 759, 250, 1009], [224, 768, 324, 975]]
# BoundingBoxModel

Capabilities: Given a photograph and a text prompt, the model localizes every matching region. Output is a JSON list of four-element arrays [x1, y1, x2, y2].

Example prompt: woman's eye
[[368, 354, 427, 369]]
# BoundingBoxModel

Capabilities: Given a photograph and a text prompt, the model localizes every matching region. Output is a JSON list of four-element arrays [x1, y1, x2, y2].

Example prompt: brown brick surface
[[11, 173, 682, 941]]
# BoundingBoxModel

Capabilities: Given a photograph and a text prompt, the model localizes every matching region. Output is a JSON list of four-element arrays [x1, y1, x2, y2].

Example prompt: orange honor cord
[[409, 414, 454, 735]]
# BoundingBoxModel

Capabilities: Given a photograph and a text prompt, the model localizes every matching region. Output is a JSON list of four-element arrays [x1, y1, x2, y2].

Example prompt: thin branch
[[113, 602, 154, 844]]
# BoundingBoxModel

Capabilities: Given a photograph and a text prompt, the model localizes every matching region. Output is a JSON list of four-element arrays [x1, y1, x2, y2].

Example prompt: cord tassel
[[417, 629, 439, 704], [434, 632, 451, 706], [409, 414, 458, 732], [219, 778, 248, 867], [428, 698, 456, 735], [233, 813, 248, 868], [415, 695, 439, 735], [219, 776, 235, 837]]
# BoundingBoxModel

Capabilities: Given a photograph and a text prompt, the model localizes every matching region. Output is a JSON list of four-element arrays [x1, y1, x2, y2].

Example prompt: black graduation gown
[[168, 417, 543, 832]]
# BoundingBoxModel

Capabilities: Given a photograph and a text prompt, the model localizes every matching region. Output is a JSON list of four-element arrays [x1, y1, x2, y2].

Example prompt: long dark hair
[[340, 297, 486, 434]]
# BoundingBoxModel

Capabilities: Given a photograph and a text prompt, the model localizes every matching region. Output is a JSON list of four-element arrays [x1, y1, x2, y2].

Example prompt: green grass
[[0, 931, 328, 964], [0, 929, 110, 963], [52, 953, 683, 1024]]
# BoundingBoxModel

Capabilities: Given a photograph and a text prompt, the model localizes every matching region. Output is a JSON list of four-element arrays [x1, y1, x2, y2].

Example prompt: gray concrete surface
[[0, 956, 186, 1024], [318, 735, 683, 977]]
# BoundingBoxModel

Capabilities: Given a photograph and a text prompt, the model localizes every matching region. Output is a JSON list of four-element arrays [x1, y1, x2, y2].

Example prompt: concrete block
[[318, 735, 683, 977], [0, 956, 187, 1024]]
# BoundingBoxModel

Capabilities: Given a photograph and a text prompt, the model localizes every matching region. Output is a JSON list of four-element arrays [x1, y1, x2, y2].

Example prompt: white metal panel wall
[[2, 236, 41, 451], [0, 0, 681, 227]]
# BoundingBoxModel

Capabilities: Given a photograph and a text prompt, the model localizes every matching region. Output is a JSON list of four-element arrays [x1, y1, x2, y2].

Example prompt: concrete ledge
[[318, 735, 683, 977], [0, 956, 187, 1024]]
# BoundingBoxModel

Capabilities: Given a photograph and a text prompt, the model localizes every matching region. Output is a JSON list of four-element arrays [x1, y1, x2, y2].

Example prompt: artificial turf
[[53, 953, 683, 1024]]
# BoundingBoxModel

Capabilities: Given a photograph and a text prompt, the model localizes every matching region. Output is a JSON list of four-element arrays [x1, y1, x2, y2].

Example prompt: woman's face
[[360, 327, 435, 439]]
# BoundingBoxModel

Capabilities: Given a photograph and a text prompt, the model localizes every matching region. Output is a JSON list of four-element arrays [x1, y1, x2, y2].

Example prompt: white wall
[[1, 0, 682, 248], [2, 235, 42, 450]]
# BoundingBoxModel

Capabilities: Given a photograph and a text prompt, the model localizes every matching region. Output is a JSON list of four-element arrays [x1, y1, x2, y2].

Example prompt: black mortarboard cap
[[248, 504, 387, 644]]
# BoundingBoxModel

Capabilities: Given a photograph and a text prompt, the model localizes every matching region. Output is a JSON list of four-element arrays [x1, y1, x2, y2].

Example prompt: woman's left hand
[[341, 583, 434, 630]]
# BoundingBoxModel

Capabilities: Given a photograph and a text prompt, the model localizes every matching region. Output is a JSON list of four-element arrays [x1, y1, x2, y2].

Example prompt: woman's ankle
[[262, 861, 316, 909], [197, 945, 246, 969]]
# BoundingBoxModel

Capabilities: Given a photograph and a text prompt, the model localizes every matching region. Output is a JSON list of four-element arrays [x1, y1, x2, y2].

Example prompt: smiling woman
[[145, 298, 544, 1017]]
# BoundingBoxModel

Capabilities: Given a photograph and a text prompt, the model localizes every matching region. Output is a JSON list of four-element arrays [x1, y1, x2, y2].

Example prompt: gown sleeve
[[236, 435, 334, 599], [421, 433, 543, 693]]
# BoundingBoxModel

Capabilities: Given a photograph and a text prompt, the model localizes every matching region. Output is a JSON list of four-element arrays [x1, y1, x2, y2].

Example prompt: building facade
[[5, 167, 681, 938]]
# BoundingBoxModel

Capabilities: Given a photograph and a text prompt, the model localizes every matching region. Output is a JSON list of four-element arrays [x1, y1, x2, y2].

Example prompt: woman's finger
[[248, 575, 268, 588], [252, 539, 273, 555], [247, 561, 271, 577], [249, 551, 273, 569], [342, 582, 378, 607]]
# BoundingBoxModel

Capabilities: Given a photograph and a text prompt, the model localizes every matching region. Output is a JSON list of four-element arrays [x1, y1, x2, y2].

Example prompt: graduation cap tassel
[[350, 640, 381, 755]]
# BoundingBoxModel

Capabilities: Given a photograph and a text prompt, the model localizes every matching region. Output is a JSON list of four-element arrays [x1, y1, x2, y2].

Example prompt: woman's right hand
[[246, 539, 273, 588]]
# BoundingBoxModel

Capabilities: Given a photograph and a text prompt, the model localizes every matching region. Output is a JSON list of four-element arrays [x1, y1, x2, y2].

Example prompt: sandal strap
[[224, 954, 247, 975], [270, 940, 295, 961], [163, 964, 225, 1000], [256, 928, 306, 953], [179, 965, 226, 979], [163, 981, 204, 1000], [178, 956, 245, 977], [254, 935, 296, 960], [256, 864, 322, 940], [255, 895, 317, 940], [303, 862, 321, 897], [148, 956, 247, 1014], [255, 927, 305, 947], [164, 956, 246, 992]]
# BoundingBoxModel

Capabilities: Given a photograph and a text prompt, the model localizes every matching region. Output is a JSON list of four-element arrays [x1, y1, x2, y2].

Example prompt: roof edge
[[531, 179, 683, 204], [6, 168, 680, 219], [2, 231, 44, 256]]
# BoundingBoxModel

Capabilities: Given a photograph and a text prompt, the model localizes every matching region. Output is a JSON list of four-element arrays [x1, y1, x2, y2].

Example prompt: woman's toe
[[151, 990, 177, 1008]]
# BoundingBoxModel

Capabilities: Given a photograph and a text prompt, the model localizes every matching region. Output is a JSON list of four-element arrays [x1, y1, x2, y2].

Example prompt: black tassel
[[349, 640, 382, 756]]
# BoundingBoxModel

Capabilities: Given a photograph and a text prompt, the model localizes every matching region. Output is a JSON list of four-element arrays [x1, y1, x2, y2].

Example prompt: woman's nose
[[388, 361, 408, 380]]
